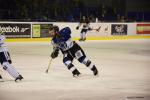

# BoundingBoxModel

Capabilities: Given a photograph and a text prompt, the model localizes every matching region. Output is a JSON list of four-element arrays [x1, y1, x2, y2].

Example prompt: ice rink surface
[[0, 39, 150, 100]]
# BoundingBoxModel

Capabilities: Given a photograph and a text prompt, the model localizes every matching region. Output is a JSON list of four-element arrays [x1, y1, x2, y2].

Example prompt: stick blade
[[45, 69, 49, 73]]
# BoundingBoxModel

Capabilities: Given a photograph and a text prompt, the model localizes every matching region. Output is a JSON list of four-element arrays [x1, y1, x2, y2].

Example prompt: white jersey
[[82, 23, 90, 30], [0, 35, 8, 52]]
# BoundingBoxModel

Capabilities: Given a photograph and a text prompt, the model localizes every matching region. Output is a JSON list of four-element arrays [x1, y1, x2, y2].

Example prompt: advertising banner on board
[[111, 24, 128, 35], [0, 23, 31, 38], [137, 24, 150, 34], [32, 24, 53, 38]]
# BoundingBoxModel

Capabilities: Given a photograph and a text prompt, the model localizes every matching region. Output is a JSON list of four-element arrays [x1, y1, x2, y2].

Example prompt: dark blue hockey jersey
[[51, 27, 74, 51], [52, 27, 71, 43]]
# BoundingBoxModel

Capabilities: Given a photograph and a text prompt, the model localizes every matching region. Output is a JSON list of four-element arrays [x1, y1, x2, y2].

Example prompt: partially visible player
[[0, 31, 23, 82], [49, 25, 99, 77], [76, 16, 92, 41]]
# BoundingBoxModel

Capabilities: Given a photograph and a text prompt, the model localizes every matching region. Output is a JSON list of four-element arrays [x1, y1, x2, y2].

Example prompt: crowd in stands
[[0, 0, 149, 22]]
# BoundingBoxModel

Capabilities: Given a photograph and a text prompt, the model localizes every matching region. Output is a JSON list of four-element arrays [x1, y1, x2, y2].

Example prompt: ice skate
[[0, 75, 4, 82], [93, 69, 98, 76], [15, 75, 24, 82], [72, 69, 81, 77], [91, 65, 99, 76]]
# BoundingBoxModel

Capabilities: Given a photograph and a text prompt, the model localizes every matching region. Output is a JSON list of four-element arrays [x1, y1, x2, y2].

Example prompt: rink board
[[1, 22, 150, 42], [6, 35, 150, 42]]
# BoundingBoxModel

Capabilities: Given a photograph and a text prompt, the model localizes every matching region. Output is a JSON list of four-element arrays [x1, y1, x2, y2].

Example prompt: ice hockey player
[[49, 25, 99, 77], [76, 16, 91, 41], [0, 31, 23, 82]]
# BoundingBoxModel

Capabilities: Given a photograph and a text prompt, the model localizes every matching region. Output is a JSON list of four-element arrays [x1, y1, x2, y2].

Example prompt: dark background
[[0, 0, 149, 22]]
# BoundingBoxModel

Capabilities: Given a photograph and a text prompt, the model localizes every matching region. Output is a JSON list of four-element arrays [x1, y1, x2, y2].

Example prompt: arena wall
[[0, 22, 150, 42]]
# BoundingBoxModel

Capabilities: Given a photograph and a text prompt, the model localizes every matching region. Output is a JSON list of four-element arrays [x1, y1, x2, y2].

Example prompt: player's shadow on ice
[[73, 74, 99, 79]]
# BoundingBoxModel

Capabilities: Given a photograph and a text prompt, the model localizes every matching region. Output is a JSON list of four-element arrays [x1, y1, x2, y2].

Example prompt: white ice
[[0, 39, 150, 100]]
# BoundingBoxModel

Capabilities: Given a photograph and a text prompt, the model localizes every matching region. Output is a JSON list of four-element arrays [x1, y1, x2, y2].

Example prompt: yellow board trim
[[6, 36, 150, 42]]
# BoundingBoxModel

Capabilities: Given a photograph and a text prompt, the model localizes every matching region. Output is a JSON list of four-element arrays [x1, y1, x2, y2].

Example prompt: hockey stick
[[92, 26, 101, 32], [45, 58, 53, 73]]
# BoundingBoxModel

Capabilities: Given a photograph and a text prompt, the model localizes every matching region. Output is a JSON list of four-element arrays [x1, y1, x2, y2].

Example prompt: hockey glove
[[51, 50, 59, 59], [76, 26, 79, 30]]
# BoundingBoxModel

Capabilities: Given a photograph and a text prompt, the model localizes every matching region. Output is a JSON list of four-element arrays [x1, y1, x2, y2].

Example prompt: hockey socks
[[66, 63, 81, 76], [2, 62, 23, 80], [83, 59, 99, 76]]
